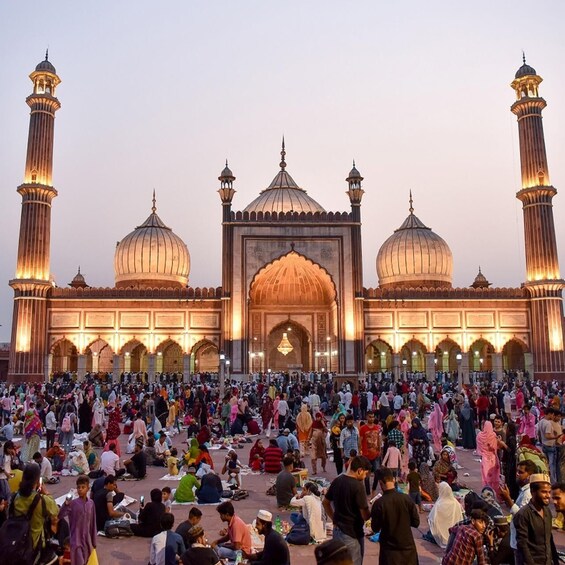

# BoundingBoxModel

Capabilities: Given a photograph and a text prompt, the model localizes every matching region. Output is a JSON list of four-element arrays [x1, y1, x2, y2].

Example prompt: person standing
[[296, 404, 313, 457], [513, 473, 558, 565], [45, 404, 57, 451], [359, 411, 381, 497], [370, 467, 420, 565], [322, 456, 371, 565], [538, 409, 561, 483], [340, 415, 360, 468], [310, 412, 328, 475], [59, 474, 97, 565], [476, 421, 501, 492]]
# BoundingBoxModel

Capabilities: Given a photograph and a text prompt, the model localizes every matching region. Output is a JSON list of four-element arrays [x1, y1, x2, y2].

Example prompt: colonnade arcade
[[365, 336, 530, 379]]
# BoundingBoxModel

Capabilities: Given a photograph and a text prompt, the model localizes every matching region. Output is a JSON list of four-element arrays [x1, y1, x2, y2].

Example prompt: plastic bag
[[86, 549, 99, 565]]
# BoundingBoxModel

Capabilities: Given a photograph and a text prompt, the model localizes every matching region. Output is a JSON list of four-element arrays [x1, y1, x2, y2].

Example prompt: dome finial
[[151, 189, 156, 214], [409, 190, 414, 215], [280, 136, 286, 170], [45, 48, 49, 61], [78, 265, 81, 274], [522, 50, 526, 65]]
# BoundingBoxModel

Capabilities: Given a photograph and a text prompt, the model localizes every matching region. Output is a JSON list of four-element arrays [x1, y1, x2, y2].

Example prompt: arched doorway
[[435, 338, 461, 373], [157, 339, 183, 374], [192, 340, 219, 372], [267, 320, 311, 372], [85, 339, 113, 373], [502, 339, 527, 371], [366, 339, 393, 372], [468, 338, 494, 371], [400, 339, 427, 373], [51, 339, 78, 373], [121, 340, 148, 373], [249, 250, 338, 374]]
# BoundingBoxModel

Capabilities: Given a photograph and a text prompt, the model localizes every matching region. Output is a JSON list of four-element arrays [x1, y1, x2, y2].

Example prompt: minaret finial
[[280, 136, 286, 170], [352, 159, 356, 168], [522, 50, 526, 65], [45, 48, 49, 61], [225, 158, 228, 167], [478, 265, 482, 274], [78, 265, 81, 275], [409, 190, 414, 215], [151, 189, 156, 213]]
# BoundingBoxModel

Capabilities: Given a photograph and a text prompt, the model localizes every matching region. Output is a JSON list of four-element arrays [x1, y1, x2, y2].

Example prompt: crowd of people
[[0, 368, 565, 564]]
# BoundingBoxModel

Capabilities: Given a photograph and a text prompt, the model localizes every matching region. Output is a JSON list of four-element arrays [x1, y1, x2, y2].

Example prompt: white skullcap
[[257, 509, 272, 522]]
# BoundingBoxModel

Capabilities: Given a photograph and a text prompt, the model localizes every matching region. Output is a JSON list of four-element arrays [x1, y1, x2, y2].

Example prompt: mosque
[[6, 55, 565, 384]]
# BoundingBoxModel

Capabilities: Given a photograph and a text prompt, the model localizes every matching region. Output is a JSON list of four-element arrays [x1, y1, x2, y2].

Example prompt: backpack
[[62, 414, 72, 433], [104, 519, 133, 538], [0, 493, 42, 564]]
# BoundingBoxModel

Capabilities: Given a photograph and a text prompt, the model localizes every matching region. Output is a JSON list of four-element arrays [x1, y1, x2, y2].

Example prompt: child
[[162, 486, 173, 513], [250, 453, 263, 472], [406, 460, 424, 512], [292, 449, 305, 470], [344, 449, 358, 472], [381, 440, 401, 481], [221, 450, 241, 488], [59, 474, 97, 565], [167, 448, 179, 476]]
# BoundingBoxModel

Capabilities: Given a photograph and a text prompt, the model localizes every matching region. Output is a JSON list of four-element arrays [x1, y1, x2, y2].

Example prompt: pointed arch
[[435, 338, 462, 373], [502, 338, 528, 371], [366, 339, 393, 372], [249, 250, 337, 306], [267, 319, 312, 372], [85, 338, 114, 373], [191, 339, 219, 373], [51, 338, 78, 374], [400, 338, 428, 373], [468, 338, 495, 371], [156, 338, 183, 374]]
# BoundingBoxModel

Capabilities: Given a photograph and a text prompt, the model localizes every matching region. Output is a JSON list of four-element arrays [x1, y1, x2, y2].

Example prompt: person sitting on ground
[[83, 440, 100, 471], [292, 449, 306, 470], [442, 509, 492, 565], [243, 509, 290, 565], [276, 454, 298, 508], [175, 466, 201, 503], [197, 471, 223, 504], [181, 525, 221, 565], [154, 434, 168, 466], [132, 488, 167, 537], [176, 507, 202, 548], [222, 450, 242, 488], [46, 441, 66, 472], [100, 442, 126, 478], [289, 481, 327, 542], [32, 451, 59, 484], [93, 474, 126, 532], [149, 512, 186, 565], [88, 423, 105, 448], [433, 448, 458, 487], [264, 438, 284, 474], [144, 437, 158, 466], [211, 501, 252, 560], [425, 481, 464, 548], [161, 486, 173, 513], [123, 442, 147, 479], [167, 447, 180, 476], [194, 444, 214, 470]]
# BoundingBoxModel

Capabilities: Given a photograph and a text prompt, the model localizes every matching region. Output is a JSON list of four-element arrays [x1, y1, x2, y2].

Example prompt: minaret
[[8, 53, 61, 383], [511, 56, 565, 378], [346, 161, 365, 372]]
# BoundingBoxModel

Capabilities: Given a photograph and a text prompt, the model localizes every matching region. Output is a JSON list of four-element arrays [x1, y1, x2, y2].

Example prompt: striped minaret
[[8, 53, 61, 383], [511, 56, 565, 379]]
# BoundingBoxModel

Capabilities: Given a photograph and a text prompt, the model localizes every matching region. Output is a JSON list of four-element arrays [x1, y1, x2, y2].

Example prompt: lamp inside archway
[[277, 332, 293, 356]]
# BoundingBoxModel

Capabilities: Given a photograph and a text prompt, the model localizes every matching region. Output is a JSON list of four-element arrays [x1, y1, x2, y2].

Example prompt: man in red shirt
[[476, 391, 490, 428], [359, 411, 382, 497]]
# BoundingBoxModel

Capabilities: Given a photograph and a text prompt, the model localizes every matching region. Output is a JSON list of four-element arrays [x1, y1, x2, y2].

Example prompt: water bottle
[[140, 495, 145, 508], [275, 514, 282, 534], [234, 550, 242, 564]]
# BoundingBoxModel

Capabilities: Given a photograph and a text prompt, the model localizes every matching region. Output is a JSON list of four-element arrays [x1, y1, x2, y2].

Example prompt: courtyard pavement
[[42, 428, 565, 564]]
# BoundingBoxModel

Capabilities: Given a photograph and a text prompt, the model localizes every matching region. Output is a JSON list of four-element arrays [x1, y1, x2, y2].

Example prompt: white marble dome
[[377, 204, 453, 288], [114, 199, 190, 288]]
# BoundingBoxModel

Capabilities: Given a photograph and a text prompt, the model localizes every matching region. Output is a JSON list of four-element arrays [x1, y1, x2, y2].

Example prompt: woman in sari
[[22, 405, 42, 463], [296, 403, 313, 457], [185, 437, 201, 466], [426, 481, 464, 548], [195, 445, 214, 470], [459, 401, 476, 449], [310, 412, 328, 475], [408, 418, 429, 467], [249, 438, 266, 467], [476, 421, 501, 492]]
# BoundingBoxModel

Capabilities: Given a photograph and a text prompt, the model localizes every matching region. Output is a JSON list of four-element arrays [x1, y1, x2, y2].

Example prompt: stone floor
[[43, 430, 565, 564]]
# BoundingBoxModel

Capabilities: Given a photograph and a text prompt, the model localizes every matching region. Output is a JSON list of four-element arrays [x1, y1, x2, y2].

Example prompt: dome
[[515, 63, 536, 79], [35, 52, 57, 74], [376, 196, 453, 288], [243, 141, 325, 214], [114, 196, 190, 288], [69, 267, 88, 289], [471, 267, 491, 289]]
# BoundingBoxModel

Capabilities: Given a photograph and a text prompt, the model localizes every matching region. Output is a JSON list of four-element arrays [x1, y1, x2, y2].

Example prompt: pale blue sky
[[1, 1, 565, 341]]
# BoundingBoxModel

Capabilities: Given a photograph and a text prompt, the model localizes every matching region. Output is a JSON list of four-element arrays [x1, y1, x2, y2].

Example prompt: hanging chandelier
[[277, 332, 293, 356]]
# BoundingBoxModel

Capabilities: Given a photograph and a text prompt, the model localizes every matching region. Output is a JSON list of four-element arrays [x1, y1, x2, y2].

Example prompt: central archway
[[248, 250, 338, 373]]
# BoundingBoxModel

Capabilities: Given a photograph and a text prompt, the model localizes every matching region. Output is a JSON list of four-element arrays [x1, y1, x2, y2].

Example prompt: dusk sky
[[1, 1, 565, 342]]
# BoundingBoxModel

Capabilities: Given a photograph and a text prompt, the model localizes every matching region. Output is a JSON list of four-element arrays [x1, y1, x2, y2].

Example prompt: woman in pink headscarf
[[428, 403, 444, 453], [476, 421, 501, 491], [399, 410, 411, 479]]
